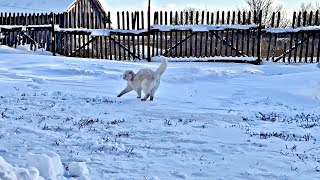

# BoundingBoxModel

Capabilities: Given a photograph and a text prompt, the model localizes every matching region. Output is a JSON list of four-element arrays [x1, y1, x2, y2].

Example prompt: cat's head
[[123, 70, 135, 81]]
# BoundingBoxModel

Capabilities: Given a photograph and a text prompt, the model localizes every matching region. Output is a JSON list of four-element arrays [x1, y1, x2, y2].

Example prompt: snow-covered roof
[[0, 0, 75, 13], [0, 0, 107, 13]]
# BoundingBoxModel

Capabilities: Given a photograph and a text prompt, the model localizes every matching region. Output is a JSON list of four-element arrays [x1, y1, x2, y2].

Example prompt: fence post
[[147, 0, 151, 62], [256, 10, 262, 65], [51, 13, 56, 56]]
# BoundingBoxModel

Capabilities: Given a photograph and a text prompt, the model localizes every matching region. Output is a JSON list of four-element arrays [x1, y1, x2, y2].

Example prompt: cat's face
[[123, 70, 134, 81]]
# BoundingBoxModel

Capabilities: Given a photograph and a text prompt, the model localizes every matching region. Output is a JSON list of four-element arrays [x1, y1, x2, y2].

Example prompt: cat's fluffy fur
[[117, 58, 168, 101]]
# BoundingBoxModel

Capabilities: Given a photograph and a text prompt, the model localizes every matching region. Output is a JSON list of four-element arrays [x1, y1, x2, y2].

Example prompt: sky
[[0, 0, 318, 15], [100, 0, 319, 14]]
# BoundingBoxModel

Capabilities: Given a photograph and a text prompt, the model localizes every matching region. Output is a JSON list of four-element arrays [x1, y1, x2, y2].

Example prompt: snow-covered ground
[[0, 45, 320, 180]]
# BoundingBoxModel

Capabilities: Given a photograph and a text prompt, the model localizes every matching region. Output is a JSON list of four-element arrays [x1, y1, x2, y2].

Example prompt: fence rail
[[0, 10, 320, 64]]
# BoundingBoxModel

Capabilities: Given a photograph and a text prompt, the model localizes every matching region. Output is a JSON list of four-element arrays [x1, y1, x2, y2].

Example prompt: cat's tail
[[155, 57, 168, 78]]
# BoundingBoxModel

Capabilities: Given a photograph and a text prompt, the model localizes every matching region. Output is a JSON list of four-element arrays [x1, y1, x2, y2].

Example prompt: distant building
[[0, 0, 111, 28]]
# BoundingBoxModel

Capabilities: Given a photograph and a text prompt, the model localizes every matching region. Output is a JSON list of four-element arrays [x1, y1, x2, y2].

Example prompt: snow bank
[[152, 24, 260, 31], [0, 156, 44, 180], [27, 151, 64, 179], [0, 157, 18, 180], [151, 56, 257, 62], [55, 24, 260, 36], [1, 152, 92, 180], [266, 25, 320, 34], [68, 162, 89, 177]]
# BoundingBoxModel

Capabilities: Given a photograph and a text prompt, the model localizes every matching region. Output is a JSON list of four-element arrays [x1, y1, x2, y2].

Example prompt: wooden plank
[[147, 0, 151, 61], [126, 11, 130, 59], [199, 11, 205, 56], [299, 11, 307, 63], [98, 13, 103, 59], [205, 11, 210, 57], [305, 11, 312, 62], [266, 12, 275, 60], [86, 12, 90, 58], [272, 12, 281, 62], [240, 11, 246, 56], [95, 12, 100, 59], [79, 12, 83, 57], [160, 11, 163, 54], [141, 11, 145, 59], [132, 11, 137, 58], [132, 12, 136, 59], [63, 13, 68, 56], [121, 11, 126, 60], [185, 11, 189, 57], [164, 11, 168, 57], [246, 11, 251, 57], [293, 12, 301, 63], [230, 11, 236, 57], [169, 11, 173, 57], [310, 11, 317, 63], [316, 10, 320, 63], [154, 11, 159, 56], [180, 11, 183, 57], [40, 13, 44, 50], [117, 12, 122, 60], [189, 11, 193, 56], [102, 12, 107, 59], [194, 11, 199, 57], [225, 11, 231, 56], [219, 11, 225, 56], [209, 12, 214, 56], [51, 13, 56, 56], [90, 12, 94, 58], [214, 11, 220, 55], [282, 42, 287, 62], [8, 13, 12, 47], [4, 12, 8, 25], [152, 11, 157, 56], [287, 12, 296, 63], [137, 11, 140, 59], [175, 11, 178, 56], [12, 13, 17, 47]]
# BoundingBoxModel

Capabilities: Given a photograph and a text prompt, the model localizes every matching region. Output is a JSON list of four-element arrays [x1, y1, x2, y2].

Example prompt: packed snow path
[[0, 46, 320, 179]]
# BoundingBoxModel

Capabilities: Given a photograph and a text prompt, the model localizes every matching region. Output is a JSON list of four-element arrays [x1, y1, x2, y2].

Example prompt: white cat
[[117, 58, 168, 101]]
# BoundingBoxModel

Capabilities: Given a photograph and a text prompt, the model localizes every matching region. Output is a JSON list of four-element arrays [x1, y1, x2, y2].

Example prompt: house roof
[[0, 0, 107, 13]]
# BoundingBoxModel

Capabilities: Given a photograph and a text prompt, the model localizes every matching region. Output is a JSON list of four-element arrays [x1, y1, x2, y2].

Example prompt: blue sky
[[0, 0, 317, 14], [101, 0, 318, 13]]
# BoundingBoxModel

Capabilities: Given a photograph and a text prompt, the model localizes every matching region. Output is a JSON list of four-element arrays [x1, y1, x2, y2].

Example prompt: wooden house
[[0, 0, 111, 28], [0, 0, 111, 52], [63, 0, 111, 29]]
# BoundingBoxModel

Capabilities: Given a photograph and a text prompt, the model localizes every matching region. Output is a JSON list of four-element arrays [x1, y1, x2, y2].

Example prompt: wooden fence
[[0, 12, 53, 50], [265, 11, 320, 63], [0, 10, 320, 64]]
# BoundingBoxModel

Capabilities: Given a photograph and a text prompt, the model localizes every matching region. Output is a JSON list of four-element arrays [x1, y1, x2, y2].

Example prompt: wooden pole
[[51, 13, 56, 56], [147, 0, 151, 62]]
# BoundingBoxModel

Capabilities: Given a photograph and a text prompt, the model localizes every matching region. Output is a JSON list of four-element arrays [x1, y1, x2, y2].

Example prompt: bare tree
[[298, 1, 320, 12], [171, 7, 202, 25], [240, 0, 289, 27], [295, 1, 320, 26]]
